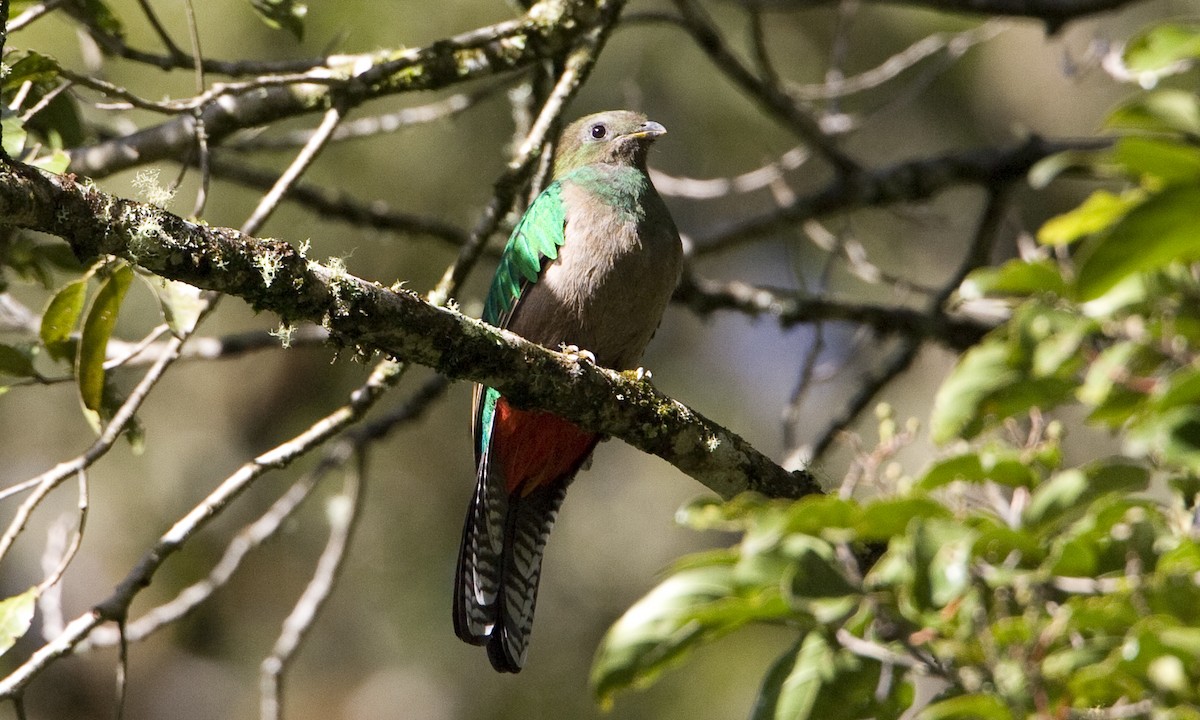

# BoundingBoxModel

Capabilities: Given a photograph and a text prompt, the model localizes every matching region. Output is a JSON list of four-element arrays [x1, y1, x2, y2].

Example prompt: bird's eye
[[590, 123, 607, 140]]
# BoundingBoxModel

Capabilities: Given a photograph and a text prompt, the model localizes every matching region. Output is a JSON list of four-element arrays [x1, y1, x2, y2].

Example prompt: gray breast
[[506, 179, 682, 370]]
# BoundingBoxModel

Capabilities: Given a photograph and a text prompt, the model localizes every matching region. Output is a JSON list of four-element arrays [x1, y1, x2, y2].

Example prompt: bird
[[453, 110, 683, 673]]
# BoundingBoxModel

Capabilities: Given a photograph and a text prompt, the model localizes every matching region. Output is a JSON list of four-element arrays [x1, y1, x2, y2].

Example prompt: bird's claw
[[560, 344, 596, 365]]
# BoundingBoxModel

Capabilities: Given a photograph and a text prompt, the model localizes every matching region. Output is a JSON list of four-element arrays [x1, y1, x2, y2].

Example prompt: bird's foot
[[560, 344, 597, 365]]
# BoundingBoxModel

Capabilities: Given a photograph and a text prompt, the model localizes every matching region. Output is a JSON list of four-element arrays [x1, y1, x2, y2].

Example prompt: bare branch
[[669, 0, 860, 173], [206, 156, 470, 246], [260, 453, 363, 720], [694, 136, 1108, 254], [66, 0, 628, 179], [240, 104, 345, 236], [674, 272, 993, 350]]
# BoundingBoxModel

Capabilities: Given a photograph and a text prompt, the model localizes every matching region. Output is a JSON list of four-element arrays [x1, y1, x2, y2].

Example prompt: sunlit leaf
[[917, 693, 1011, 720], [1025, 463, 1149, 529], [1107, 89, 1200, 135], [1037, 190, 1145, 246], [0, 587, 37, 656], [77, 264, 133, 428], [592, 565, 742, 707], [783, 494, 861, 537], [751, 633, 895, 720], [750, 634, 826, 720], [930, 340, 1016, 443], [41, 278, 88, 361], [1123, 23, 1200, 74], [1027, 148, 1115, 189], [1, 51, 62, 92], [1075, 186, 1200, 301], [30, 148, 70, 174], [961, 259, 1067, 298], [857, 497, 950, 542], [911, 518, 975, 609], [157, 279, 206, 336], [1, 115, 27, 157], [1115, 136, 1200, 185]]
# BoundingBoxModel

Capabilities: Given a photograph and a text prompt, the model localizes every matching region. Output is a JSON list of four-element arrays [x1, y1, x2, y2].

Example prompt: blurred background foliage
[[1, 0, 1198, 718]]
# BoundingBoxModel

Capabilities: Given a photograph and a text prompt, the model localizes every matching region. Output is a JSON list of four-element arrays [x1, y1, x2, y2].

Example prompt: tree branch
[[65, 0, 624, 179], [0, 158, 819, 501], [694, 135, 1109, 254]]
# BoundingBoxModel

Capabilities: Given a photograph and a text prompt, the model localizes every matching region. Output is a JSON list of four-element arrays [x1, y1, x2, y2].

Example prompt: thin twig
[[206, 155, 471, 246], [225, 92, 487, 152], [6, 0, 65, 32], [134, 0, 186, 60], [260, 451, 364, 720], [36, 470, 88, 594], [78, 374, 449, 650], [241, 104, 346, 236], [429, 2, 625, 306], [0, 335, 184, 567], [670, 0, 860, 174]]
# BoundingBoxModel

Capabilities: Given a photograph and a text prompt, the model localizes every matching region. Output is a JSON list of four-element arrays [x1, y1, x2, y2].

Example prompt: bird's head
[[553, 110, 667, 176]]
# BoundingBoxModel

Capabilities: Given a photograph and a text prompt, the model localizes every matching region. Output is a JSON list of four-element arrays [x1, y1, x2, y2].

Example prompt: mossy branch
[[0, 158, 820, 500], [66, 0, 624, 179]]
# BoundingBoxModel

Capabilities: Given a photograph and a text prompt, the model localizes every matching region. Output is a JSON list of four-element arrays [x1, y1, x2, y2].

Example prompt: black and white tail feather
[[453, 444, 576, 673]]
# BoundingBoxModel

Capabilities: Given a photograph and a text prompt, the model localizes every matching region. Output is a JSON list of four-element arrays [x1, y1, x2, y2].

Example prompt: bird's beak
[[626, 120, 667, 140]]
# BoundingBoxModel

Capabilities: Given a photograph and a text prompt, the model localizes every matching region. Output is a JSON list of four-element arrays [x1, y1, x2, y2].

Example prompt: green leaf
[[41, 279, 88, 361], [961, 259, 1067, 298], [782, 537, 856, 602], [1, 51, 63, 92], [77, 264, 133, 428], [917, 693, 1011, 720], [1151, 407, 1200, 473], [1153, 366, 1200, 414], [1037, 190, 1145, 246], [30, 148, 70, 174], [0, 344, 35, 378], [750, 634, 827, 720], [1025, 462, 1150, 529], [911, 518, 975, 609], [1106, 89, 1200, 135], [592, 565, 742, 707], [1027, 148, 1114, 189], [751, 634, 895, 720], [783, 494, 862, 537], [1075, 186, 1200, 301], [250, 0, 308, 41], [1115, 136, 1200, 185], [0, 587, 37, 656], [856, 497, 951, 541], [1123, 23, 1200, 74], [1, 115, 27, 157], [930, 340, 1016, 443], [157, 279, 205, 336]]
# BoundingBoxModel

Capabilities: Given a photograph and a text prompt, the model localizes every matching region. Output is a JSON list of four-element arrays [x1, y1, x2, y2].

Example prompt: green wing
[[476, 181, 568, 459], [482, 181, 567, 326]]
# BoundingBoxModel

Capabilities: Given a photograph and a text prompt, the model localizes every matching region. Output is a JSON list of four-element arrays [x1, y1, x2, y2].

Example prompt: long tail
[[454, 465, 569, 672]]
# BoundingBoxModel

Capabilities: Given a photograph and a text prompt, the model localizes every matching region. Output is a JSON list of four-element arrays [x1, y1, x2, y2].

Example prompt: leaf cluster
[[592, 22, 1200, 719]]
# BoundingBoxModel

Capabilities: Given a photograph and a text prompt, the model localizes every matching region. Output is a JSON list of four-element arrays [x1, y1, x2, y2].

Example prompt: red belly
[[492, 398, 597, 496]]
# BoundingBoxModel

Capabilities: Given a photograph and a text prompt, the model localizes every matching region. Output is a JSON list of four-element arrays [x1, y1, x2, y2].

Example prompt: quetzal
[[454, 111, 683, 672]]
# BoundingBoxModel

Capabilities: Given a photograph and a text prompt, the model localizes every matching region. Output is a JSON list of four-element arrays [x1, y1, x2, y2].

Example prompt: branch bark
[[65, 0, 623, 179], [0, 158, 820, 500]]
